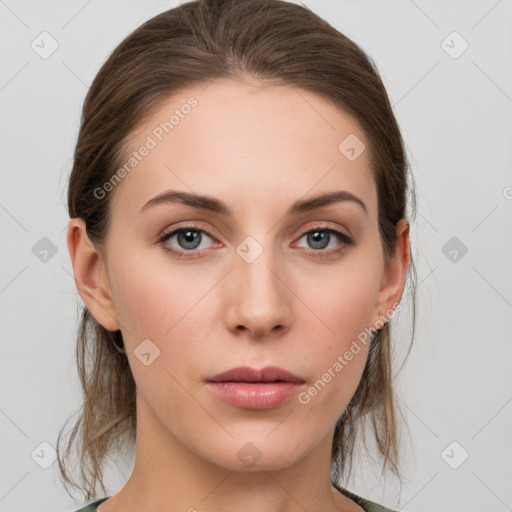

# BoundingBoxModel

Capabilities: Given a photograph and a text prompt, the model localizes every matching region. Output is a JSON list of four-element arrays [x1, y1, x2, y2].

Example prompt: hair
[[58, 0, 417, 502]]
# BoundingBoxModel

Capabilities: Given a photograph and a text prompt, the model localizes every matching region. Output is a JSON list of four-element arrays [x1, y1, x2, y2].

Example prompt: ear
[[67, 218, 120, 331], [373, 218, 411, 326]]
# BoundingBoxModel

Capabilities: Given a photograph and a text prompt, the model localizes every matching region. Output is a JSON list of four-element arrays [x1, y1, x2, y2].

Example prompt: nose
[[223, 245, 292, 339]]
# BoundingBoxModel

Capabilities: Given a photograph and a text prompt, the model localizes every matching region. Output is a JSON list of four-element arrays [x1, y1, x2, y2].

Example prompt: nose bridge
[[228, 234, 291, 336]]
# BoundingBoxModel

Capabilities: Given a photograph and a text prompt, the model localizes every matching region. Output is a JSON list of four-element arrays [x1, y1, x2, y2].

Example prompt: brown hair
[[58, 0, 417, 502]]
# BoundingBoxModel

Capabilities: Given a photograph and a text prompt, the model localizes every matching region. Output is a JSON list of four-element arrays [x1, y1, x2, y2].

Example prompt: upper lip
[[207, 366, 305, 383]]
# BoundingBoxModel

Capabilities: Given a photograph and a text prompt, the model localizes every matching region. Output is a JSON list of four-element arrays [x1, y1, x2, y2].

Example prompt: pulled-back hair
[[58, 0, 417, 501]]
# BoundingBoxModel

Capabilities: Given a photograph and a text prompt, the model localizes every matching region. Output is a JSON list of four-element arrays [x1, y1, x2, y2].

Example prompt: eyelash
[[156, 222, 354, 259]]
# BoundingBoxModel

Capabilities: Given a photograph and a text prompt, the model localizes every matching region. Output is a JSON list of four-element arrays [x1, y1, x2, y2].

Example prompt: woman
[[58, 0, 417, 511]]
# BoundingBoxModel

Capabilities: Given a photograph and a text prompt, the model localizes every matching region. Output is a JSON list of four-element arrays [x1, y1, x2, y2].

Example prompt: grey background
[[1, 1, 511, 511]]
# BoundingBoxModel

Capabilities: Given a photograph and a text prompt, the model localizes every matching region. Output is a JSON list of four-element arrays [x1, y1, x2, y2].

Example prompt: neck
[[99, 400, 358, 512]]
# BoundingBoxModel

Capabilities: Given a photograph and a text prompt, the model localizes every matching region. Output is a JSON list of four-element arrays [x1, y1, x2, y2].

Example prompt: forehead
[[111, 79, 377, 220]]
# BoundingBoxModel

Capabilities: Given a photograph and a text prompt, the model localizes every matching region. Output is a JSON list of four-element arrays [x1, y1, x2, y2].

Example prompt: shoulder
[[333, 482, 398, 512], [72, 497, 110, 512], [72, 491, 398, 512]]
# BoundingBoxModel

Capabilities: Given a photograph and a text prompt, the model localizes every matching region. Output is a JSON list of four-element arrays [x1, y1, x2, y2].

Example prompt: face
[[71, 78, 408, 473]]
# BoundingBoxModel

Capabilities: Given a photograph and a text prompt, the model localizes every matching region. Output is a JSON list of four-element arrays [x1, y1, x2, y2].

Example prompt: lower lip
[[205, 381, 304, 409]]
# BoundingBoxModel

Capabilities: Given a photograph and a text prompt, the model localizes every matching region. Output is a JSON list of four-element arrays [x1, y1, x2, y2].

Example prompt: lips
[[205, 366, 306, 409], [206, 365, 305, 384]]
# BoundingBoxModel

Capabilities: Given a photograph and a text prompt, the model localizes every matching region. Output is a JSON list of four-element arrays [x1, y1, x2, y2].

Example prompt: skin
[[68, 78, 410, 512]]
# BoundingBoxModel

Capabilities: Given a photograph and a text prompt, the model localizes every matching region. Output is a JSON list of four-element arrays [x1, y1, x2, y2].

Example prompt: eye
[[157, 223, 354, 259], [293, 226, 354, 258], [157, 224, 218, 258]]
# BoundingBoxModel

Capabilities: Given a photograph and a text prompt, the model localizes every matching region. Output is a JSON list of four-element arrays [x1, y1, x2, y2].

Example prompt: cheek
[[108, 249, 211, 408], [108, 244, 205, 341], [107, 245, 218, 394], [293, 263, 379, 413], [111, 271, 169, 341], [303, 262, 380, 346]]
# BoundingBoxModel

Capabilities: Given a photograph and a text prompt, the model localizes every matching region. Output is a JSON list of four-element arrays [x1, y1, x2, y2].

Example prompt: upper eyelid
[[158, 222, 351, 245], [158, 222, 216, 240]]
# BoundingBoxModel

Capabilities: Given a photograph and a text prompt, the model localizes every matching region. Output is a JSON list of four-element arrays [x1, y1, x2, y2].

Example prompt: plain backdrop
[[1, 1, 511, 511]]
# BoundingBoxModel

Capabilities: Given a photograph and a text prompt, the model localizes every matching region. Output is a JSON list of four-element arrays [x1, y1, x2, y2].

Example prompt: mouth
[[206, 365, 305, 384], [205, 366, 305, 409]]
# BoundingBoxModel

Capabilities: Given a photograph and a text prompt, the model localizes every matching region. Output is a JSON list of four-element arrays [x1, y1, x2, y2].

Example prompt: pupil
[[179, 230, 201, 249], [309, 231, 329, 249]]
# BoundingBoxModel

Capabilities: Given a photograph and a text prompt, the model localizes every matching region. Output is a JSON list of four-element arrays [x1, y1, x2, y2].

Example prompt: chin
[[199, 435, 310, 473]]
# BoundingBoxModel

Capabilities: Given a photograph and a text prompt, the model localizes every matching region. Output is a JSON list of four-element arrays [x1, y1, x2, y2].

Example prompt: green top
[[73, 485, 396, 512]]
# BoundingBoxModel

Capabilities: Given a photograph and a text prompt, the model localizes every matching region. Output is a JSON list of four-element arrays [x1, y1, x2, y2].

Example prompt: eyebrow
[[139, 189, 368, 216]]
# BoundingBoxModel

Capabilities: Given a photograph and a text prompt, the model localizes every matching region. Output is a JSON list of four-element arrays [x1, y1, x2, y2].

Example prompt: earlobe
[[66, 218, 121, 331], [374, 218, 411, 324]]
